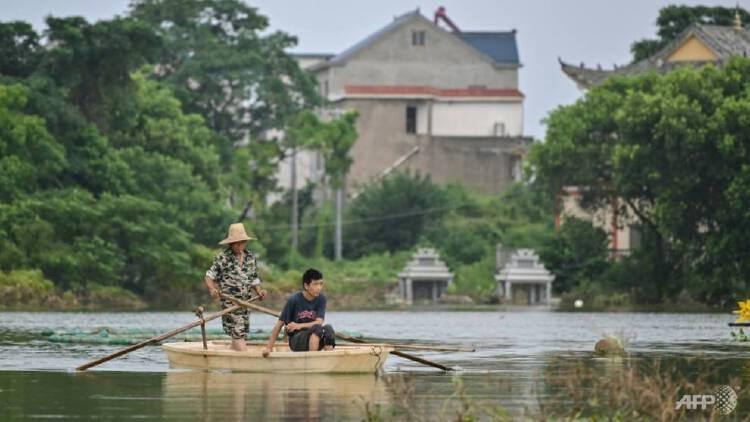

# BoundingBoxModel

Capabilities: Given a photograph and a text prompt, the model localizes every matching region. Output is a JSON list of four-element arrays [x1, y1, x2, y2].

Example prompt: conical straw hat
[[219, 223, 255, 245]]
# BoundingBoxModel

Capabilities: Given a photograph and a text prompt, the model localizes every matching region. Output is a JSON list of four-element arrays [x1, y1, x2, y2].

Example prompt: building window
[[411, 30, 425, 46], [406, 106, 417, 134], [494, 122, 506, 137]]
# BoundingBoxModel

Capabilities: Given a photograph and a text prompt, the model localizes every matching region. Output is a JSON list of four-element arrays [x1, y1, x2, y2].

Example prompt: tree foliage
[[130, 0, 319, 141], [0, 13, 245, 305], [42, 16, 162, 133], [531, 57, 750, 304], [345, 173, 451, 258], [130, 0, 321, 208]]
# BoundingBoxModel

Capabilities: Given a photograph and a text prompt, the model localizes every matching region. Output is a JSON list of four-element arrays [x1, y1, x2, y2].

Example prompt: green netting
[[41, 327, 362, 346]]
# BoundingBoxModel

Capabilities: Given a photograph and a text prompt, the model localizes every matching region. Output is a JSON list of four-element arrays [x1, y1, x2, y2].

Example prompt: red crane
[[433, 6, 460, 32]]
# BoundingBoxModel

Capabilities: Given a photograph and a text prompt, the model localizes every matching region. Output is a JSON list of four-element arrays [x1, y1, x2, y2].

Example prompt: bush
[[257, 252, 411, 309], [450, 253, 497, 302], [345, 173, 450, 258], [539, 217, 610, 295], [0, 269, 55, 306], [83, 284, 147, 310]]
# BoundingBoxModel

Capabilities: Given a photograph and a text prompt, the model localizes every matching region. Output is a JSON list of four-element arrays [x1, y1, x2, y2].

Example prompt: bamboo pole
[[76, 296, 259, 371], [195, 306, 208, 350], [221, 294, 457, 371]]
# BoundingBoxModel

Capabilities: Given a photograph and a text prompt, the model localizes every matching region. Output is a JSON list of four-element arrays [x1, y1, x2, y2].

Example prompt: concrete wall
[[340, 99, 421, 189], [430, 101, 523, 136], [411, 100, 523, 137], [340, 98, 529, 195], [412, 135, 530, 195]]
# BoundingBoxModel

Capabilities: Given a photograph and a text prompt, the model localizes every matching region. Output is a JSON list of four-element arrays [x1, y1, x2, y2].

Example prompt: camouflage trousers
[[219, 282, 253, 339]]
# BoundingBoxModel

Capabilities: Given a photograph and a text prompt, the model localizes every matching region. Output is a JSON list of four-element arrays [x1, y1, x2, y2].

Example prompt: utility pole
[[290, 144, 298, 252], [334, 185, 342, 261]]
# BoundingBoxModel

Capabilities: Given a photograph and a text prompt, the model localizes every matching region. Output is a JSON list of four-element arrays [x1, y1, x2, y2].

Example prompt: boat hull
[[162, 341, 393, 373]]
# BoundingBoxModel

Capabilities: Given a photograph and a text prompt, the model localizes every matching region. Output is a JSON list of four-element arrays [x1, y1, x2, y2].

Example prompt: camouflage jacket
[[205, 248, 261, 289]]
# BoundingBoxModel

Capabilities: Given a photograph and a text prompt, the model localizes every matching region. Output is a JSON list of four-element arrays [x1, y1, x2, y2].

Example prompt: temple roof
[[495, 249, 555, 284], [560, 24, 750, 89], [398, 248, 453, 281]]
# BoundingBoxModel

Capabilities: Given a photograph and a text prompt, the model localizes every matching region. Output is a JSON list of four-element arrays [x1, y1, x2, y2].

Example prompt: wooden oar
[[348, 343, 473, 352], [221, 294, 456, 371], [76, 295, 259, 371], [335, 337, 474, 352]]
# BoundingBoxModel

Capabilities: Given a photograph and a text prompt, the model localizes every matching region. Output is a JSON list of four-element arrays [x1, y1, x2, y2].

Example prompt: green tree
[[130, 0, 319, 141], [131, 0, 321, 210], [110, 71, 221, 190], [313, 112, 358, 260], [0, 84, 65, 202], [531, 58, 750, 305], [0, 18, 232, 303], [631, 5, 750, 62], [539, 218, 610, 294], [345, 172, 449, 258], [19, 77, 134, 196], [42, 16, 162, 133], [423, 183, 553, 267], [0, 21, 41, 78]]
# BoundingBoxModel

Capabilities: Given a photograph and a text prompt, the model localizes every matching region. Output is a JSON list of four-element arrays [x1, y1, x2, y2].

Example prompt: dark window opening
[[411, 30, 425, 46], [406, 106, 417, 134]]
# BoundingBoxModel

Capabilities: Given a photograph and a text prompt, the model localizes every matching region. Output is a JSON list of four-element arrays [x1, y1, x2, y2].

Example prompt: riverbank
[[0, 269, 736, 313], [0, 299, 734, 314]]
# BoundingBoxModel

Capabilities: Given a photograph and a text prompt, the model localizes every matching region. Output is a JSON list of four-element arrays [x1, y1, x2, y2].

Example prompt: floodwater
[[1, 310, 748, 420]]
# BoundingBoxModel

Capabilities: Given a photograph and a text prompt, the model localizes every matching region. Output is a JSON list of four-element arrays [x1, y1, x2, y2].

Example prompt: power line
[[257, 201, 473, 232]]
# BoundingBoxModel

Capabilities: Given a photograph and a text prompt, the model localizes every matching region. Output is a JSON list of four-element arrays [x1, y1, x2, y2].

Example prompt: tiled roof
[[457, 31, 520, 64], [560, 24, 750, 89], [691, 25, 750, 57], [344, 85, 524, 98]]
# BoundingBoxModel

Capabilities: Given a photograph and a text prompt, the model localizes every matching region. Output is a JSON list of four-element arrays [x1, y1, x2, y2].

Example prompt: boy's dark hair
[[302, 268, 323, 286]]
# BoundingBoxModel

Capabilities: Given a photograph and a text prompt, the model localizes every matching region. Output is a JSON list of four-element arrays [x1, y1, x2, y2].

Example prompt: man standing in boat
[[204, 223, 267, 351], [263, 269, 335, 356]]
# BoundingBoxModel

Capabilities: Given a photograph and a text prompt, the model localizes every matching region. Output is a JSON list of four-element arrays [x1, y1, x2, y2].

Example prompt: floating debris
[[594, 335, 626, 356]]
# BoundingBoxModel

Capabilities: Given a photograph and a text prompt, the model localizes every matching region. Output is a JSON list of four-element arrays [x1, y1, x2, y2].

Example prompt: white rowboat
[[163, 341, 394, 373]]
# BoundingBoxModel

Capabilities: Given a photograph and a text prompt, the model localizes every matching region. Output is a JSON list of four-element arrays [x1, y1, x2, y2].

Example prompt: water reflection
[[163, 371, 389, 420]]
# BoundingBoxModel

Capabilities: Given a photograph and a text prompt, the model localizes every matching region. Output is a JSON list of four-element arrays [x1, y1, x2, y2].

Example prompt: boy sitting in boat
[[263, 269, 335, 356]]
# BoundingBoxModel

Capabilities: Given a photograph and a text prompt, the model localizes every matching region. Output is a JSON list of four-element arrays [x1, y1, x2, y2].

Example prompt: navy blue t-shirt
[[279, 291, 327, 335]]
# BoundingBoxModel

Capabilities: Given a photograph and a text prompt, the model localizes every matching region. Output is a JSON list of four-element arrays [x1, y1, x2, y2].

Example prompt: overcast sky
[[0, 0, 740, 138]]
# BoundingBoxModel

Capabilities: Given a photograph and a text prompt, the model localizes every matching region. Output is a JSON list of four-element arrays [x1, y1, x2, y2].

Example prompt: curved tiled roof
[[560, 24, 750, 89], [343, 85, 524, 98]]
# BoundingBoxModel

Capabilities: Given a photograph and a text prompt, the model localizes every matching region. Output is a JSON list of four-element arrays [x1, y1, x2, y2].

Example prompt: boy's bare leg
[[323, 345, 333, 351], [308, 333, 320, 351]]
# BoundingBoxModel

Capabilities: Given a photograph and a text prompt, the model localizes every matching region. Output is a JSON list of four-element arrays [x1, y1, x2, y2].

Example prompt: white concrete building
[[275, 8, 532, 197]]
